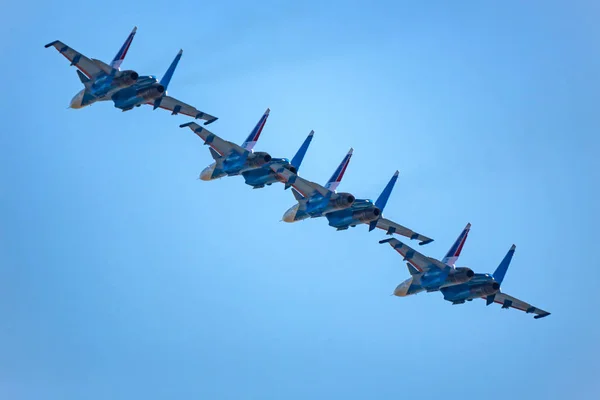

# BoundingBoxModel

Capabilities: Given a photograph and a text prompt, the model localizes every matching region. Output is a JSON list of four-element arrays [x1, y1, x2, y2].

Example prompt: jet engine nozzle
[[331, 192, 356, 210], [287, 166, 297, 174], [442, 267, 475, 287], [352, 207, 381, 223], [113, 70, 139, 87], [474, 281, 501, 297], [247, 152, 272, 168], [137, 84, 165, 100]]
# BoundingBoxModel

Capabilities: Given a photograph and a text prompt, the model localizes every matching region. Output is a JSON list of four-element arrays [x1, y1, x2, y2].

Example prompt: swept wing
[[376, 218, 434, 245], [269, 168, 330, 198], [45, 41, 107, 78], [484, 292, 550, 319], [180, 122, 244, 156], [379, 237, 446, 272], [151, 97, 218, 125]]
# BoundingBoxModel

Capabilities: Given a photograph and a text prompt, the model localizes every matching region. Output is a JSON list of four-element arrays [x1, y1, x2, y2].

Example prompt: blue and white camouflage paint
[[379, 224, 550, 319]]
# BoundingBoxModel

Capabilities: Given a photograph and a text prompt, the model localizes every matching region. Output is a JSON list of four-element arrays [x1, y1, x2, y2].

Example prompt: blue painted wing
[[376, 218, 434, 246], [152, 96, 218, 125], [180, 122, 243, 157], [379, 237, 444, 272], [485, 292, 550, 319], [44, 40, 107, 78]]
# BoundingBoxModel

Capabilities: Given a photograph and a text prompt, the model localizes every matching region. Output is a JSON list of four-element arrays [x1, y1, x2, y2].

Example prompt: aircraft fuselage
[[282, 191, 355, 223], [111, 75, 165, 111], [200, 151, 272, 181], [70, 70, 139, 109], [325, 198, 380, 229], [440, 274, 500, 304], [393, 267, 475, 296], [242, 158, 295, 188]]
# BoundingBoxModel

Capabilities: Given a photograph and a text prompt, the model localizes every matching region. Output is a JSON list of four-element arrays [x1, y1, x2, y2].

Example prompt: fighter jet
[[275, 153, 433, 245], [45, 27, 140, 109], [180, 108, 313, 185], [379, 224, 550, 319], [45, 29, 217, 125]]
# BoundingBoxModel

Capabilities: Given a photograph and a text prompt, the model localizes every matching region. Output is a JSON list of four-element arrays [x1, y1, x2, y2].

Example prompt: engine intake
[[352, 207, 380, 223]]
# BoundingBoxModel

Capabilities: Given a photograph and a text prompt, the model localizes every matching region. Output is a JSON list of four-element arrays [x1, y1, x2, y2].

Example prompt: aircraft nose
[[393, 279, 412, 297], [199, 165, 215, 181], [69, 91, 84, 109], [282, 205, 298, 223]]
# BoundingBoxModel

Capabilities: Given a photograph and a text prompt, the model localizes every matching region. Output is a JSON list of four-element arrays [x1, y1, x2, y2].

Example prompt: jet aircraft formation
[[45, 28, 550, 319]]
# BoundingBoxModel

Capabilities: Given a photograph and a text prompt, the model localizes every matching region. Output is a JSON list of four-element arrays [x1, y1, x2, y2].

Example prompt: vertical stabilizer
[[160, 49, 182, 91], [111, 26, 137, 70], [369, 170, 399, 231], [442, 223, 471, 266], [324, 148, 353, 192], [493, 244, 516, 285], [290, 130, 314, 171], [242, 108, 270, 151], [374, 170, 399, 212]]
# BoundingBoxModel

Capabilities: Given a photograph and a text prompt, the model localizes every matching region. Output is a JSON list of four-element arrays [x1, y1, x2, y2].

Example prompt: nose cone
[[393, 278, 413, 297], [69, 90, 85, 109], [200, 164, 215, 181], [282, 204, 299, 223]]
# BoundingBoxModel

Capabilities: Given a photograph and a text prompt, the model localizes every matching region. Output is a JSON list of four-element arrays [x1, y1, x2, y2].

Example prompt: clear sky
[[1, 1, 599, 399]]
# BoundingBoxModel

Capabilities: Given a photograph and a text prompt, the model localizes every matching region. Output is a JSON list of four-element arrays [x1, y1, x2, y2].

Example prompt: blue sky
[[1, 1, 599, 398]]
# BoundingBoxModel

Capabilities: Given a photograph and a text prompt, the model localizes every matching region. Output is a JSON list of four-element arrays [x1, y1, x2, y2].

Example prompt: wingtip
[[308, 130, 314, 136], [393, 170, 400, 177], [348, 147, 354, 154], [180, 122, 195, 128], [419, 238, 434, 246], [265, 108, 271, 115], [510, 244, 516, 251], [132, 26, 138, 32], [44, 41, 57, 48], [177, 49, 183, 55], [379, 238, 394, 244], [465, 222, 472, 229]]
